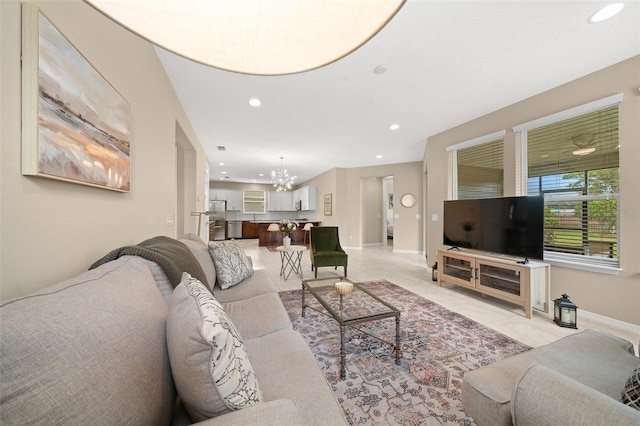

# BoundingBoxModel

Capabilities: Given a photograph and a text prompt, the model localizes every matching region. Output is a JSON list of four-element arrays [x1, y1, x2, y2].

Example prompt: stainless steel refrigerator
[[209, 200, 227, 241]]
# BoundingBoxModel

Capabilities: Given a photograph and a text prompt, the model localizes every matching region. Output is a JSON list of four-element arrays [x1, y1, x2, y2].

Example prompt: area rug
[[279, 280, 531, 425]]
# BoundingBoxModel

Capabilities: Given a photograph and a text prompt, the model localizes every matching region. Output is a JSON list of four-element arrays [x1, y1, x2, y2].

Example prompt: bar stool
[[303, 222, 313, 245], [267, 223, 280, 246]]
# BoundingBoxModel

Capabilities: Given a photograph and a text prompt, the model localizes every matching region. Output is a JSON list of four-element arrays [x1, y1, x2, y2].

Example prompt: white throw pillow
[[622, 366, 640, 410], [208, 241, 253, 289], [166, 273, 263, 422]]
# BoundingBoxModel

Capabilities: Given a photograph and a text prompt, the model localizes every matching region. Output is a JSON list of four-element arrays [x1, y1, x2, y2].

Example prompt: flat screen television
[[443, 196, 544, 260]]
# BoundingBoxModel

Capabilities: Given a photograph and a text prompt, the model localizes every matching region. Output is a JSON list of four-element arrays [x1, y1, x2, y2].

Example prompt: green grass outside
[[546, 229, 617, 256]]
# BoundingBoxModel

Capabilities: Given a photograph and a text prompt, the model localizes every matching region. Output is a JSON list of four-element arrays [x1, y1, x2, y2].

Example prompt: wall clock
[[401, 193, 416, 208]]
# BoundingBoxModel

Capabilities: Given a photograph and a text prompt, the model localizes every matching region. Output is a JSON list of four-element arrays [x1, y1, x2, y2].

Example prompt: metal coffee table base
[[337, 312, 401, 380], [302, 281, 401, 380]]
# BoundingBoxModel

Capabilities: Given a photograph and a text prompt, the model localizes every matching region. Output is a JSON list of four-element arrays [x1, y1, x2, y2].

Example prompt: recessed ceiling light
[[249, 98, 261, 107], [588, 3, 624, 23], [258, 173, 264, 177], [218, 162, 225, 166], [376, 154, 383, 159], [221, 171, 227, 174], [389, 123, 399, 130]]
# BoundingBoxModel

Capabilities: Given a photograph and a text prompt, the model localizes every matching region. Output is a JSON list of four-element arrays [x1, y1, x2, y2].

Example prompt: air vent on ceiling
[[217, 146, 226, 151]]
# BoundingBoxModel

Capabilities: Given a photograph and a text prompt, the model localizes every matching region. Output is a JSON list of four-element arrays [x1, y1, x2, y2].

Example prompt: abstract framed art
[[21, 4, 131, 192]]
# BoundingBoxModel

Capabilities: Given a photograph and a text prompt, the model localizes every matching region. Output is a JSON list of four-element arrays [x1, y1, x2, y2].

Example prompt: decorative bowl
[[334, 281, 353, 295]]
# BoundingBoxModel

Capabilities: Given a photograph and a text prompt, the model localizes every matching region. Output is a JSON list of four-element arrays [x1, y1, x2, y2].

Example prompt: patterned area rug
[[279, 280, 531, 425]]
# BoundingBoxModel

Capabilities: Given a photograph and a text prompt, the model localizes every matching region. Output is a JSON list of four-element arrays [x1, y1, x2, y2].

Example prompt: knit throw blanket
[[89, 236, 208, 288]]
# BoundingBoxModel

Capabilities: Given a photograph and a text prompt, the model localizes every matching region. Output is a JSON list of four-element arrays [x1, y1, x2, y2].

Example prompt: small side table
[[276, 245, 308, 280]]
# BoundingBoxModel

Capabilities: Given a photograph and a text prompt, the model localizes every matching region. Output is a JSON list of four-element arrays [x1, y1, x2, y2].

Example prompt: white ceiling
[[155, 0, 640, 186]]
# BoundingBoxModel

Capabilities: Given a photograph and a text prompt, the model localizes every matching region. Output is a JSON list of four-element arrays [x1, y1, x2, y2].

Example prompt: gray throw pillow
[[166, 273, 263, 422], [179, 236, 217, 290], [208, 241, 253, 289], [622, 366, 640, 410]]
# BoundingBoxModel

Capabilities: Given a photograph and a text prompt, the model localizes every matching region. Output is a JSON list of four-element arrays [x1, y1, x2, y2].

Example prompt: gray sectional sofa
[[462, 329, 640, 426], [0, 235, 346, 425]]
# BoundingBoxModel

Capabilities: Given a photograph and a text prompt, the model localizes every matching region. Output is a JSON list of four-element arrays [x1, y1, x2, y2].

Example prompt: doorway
[[383, 176, 394, 248], [175, 122, 198, 238]]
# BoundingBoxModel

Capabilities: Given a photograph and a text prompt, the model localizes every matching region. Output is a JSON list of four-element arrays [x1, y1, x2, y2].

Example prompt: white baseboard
[[579, 309, 640, 335], [392, 249, 423, 255]]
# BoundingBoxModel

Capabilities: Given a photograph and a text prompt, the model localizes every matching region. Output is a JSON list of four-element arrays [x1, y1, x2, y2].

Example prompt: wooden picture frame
[[22, 4, 131, 192], [324, 193, 332, 216]]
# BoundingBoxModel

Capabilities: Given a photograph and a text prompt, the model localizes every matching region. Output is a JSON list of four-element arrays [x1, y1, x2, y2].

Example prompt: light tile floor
[[239, 239, 639, 352]]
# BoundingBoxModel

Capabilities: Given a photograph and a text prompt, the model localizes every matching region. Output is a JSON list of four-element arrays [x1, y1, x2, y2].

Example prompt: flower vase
[[283, 235, 291, 248]]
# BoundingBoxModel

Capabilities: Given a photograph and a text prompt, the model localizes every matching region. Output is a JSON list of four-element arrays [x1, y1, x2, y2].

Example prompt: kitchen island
[[250, 221, 321, 247]]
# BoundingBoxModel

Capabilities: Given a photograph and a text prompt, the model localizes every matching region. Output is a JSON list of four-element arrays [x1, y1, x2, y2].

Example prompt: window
[[521, 101, 620, 268], [243, 190, 266, 214], [447, 131, 504, 200]]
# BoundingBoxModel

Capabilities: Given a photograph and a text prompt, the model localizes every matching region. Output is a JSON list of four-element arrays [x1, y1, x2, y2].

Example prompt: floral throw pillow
[[167, 273, 263, 421], [208, 241, 253, 289]]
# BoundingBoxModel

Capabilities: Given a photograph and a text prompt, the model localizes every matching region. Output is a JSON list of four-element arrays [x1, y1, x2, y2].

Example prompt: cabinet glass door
[[478, 263, 521, 296], [442, 255, 473, 282]]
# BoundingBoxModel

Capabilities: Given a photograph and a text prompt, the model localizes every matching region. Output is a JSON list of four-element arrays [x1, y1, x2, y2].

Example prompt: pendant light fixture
[[84, 0, 405, 75], [271, 157, 295, 192]]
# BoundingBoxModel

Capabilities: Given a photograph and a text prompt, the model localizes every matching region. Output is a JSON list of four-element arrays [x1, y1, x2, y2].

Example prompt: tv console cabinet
[[436, 249, 550, 319]]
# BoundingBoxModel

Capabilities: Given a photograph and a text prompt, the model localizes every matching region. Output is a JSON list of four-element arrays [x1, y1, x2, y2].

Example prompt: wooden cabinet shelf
[[437, 250, 550, 319]]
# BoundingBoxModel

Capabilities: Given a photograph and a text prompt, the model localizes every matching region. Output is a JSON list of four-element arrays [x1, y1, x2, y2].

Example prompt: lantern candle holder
[[553, 293, 578, 329]]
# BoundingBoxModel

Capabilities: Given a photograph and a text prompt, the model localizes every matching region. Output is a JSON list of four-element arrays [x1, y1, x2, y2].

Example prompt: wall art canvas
[[324, 193, 332, 216], [22, 4, 131, 192]]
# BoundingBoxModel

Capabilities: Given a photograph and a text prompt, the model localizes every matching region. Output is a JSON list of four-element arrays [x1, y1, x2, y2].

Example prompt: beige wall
[[425, 56, 640, 325], [0, 1, 208, 300], [362, 178, 383, 245], [303, 162, 424, 252]]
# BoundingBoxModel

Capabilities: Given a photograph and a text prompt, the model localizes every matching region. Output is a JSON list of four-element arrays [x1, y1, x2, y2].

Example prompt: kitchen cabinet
[[209, 189, 241, 210], [293, 185, 316, 211], [257, 221, 321, 246], [225, 190, 241, 210], [437, 249, 550, 319], [242, 221, 259, 239], [268, 191, 294, 211]]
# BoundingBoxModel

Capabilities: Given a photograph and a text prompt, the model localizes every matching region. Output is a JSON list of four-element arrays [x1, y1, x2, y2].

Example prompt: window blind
[[528, 106, 619, 179], [526, 105, 619, 267], [456, 138, 504, 200]]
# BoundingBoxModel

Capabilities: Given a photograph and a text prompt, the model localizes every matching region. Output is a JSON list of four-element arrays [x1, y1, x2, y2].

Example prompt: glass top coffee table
[[301, 277, 401, 379]]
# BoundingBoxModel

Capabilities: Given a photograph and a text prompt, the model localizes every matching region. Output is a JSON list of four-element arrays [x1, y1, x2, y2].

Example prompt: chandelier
[[271, 157, 295, 192]]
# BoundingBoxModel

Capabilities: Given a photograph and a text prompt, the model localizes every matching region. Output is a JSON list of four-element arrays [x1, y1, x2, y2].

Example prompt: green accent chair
[[310, 226, 348, 279]]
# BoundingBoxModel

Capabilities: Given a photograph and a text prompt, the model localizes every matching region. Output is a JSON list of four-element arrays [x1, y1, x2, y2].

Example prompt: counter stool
[[267, 223, 280, 246], [303, 223, 313, 245]]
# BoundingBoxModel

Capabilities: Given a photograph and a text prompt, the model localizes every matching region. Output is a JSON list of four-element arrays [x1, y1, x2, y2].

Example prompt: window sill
[[545, 255, 621, 276]]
